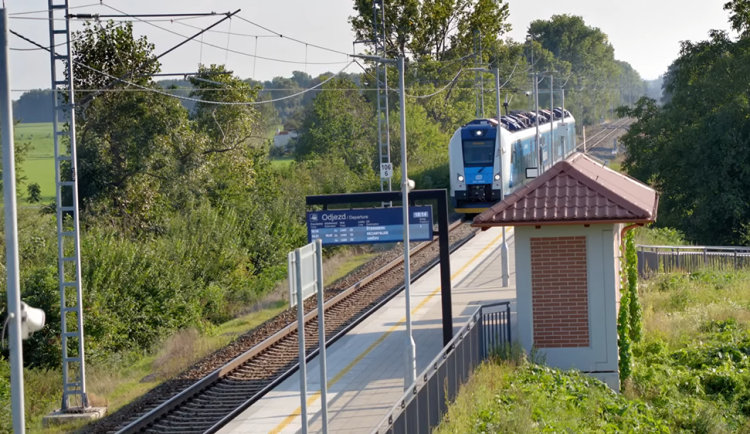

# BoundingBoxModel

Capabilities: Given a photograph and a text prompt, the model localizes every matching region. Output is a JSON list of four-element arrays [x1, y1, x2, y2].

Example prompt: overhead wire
[[72, 58, 356, 106], [9, 15, 207, 23], [234, 15, 350, 57], [99, 3, 349, 66], [173, 21, 277, 38], [405, 68, 464, 99], [8, 2, 101, 16]]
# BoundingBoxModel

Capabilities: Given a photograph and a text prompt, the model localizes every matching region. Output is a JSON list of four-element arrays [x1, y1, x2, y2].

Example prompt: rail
[[578, 118, 631, 152], [372, 301, 512, 434], [637, 244, 750, 276], [113, 218, 471, 434]]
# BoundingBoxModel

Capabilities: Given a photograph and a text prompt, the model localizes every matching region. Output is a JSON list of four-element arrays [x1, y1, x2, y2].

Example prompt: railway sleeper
[[148, 424, 210, 433], [188, 396, 247, 406], [220, 378, 268, 386], [202, 389, 256, 398], [212, 382, 265, 391], [172, 410, 233, 419], [154, 418, 219, 427]]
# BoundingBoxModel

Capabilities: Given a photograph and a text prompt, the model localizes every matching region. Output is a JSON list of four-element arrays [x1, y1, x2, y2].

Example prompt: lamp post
[[1, 9, 26, 433], [467, 66, 510, 288], [351, 53, 416, 388], [527, 34, 541, 172]]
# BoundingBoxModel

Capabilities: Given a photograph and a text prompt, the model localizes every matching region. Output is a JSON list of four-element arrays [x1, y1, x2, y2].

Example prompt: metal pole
[[561, 89, 565, 124], [294, 250, 309, 434], [534, 74, 541, 171], [1, 9, 26, 433], [398, 55, 417, 388], [315, 240, 329, 434], [437, 192, 453, 346], [494, 69, 510, 288], [583, 126, 587, 153], [549, 74, 554, 162]]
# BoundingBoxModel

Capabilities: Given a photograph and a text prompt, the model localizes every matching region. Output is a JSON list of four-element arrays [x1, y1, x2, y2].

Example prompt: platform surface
[[219, 227, 517, 434]]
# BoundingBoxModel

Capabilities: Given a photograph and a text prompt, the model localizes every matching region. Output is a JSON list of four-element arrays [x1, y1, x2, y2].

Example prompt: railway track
[[103, 219, 474, 434], [578, 117, 633, 152]]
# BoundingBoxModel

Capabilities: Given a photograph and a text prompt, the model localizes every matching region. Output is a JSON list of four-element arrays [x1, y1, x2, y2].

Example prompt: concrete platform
[[42, 407, 107, 427], [218, 227, 517, 434]]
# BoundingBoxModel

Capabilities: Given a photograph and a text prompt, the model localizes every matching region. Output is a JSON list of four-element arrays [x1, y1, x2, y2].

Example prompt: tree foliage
[[294, 76, 376, 174], [618, 12, 750, 244], [350, 0, 510, 60], [529, 15, 623, 126]]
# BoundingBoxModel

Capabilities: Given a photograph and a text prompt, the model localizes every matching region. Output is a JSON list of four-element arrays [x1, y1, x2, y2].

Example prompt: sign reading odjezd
[[307, 206, 433, 246]]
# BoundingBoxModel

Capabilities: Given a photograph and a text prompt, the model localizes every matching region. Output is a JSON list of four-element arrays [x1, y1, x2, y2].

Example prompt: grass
[[325, 251, 378, 284], [24, 302, 289, 433], [435, 358, 668, 433], [633, 225, 687, 246], [435, 267, 750, 433], [14, 122, 55, 203], [270, 156, 294, 168], [17, 245, 381, 433]]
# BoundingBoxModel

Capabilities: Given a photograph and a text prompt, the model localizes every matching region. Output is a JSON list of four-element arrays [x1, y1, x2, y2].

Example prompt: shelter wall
[[515, 224, 620, 384]]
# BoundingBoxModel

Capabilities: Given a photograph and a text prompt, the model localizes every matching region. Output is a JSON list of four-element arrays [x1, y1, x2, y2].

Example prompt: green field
[[15, 122, 55, 203], [271, 156, 294, 168], [13, 123, 296, 202]]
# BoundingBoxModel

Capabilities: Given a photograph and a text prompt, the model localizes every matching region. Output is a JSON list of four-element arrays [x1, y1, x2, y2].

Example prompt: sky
[[6, 0, 735, 98]]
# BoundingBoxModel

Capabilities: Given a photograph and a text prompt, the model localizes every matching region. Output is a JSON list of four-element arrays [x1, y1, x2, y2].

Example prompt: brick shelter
[[472, 152, 658, 391]]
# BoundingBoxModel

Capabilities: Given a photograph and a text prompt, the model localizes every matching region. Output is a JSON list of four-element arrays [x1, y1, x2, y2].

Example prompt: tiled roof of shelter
[[473, 153, 659, 227]]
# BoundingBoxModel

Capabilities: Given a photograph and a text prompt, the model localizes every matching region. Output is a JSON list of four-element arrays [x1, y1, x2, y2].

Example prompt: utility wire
[[234, 15, 350, 56], [8, 2, 101, 16], [405, 69, 464, 99], [9, 15, 207, 23], [100, 3, 348, 65], [73, 58, 356, 105], [174, 20, 277, 38], [12, 86, 511, 93]]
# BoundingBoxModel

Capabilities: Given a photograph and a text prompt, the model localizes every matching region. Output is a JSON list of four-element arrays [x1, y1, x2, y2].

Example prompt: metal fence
[[371, 301, 512, 434], [637, 245, 750, 276]]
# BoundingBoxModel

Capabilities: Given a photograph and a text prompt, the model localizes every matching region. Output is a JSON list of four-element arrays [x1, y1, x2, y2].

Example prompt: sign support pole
[[315, 239, 329, 433], [294, 250, 309, 434], [1, 9, 26, 433], [306, 190, 454, 347]]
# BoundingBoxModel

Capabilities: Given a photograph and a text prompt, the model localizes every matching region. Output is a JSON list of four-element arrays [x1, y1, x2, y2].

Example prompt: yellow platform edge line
[[267, 228, 510, 434], [454, 207, 490, 214]]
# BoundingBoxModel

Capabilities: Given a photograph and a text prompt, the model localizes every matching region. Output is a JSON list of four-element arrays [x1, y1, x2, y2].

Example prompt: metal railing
[[637, 244, 750, 276], [372, 301, 512, 434]]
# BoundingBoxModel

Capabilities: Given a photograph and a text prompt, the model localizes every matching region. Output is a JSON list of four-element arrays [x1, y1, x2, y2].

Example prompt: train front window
[[462, 140, 494, 166]]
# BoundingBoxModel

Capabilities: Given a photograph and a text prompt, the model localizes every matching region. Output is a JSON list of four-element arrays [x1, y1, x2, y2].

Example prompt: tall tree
[[528, 15, 621, 125], [618, 20, 750, 244], [350, 0, 510, 60], [294, 76, 376, 174]]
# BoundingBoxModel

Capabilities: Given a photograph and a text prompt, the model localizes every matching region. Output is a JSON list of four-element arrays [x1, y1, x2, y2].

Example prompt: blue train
[[449, 108, 576, 214]]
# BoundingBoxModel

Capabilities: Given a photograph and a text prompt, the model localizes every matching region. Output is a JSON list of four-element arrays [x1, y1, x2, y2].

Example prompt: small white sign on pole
[[288, 240, 329, 434], [380, 162, 393, 180], [289, 243, 317, 308]]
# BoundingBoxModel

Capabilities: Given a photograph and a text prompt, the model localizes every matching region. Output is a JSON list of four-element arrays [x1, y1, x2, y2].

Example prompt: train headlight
[[494, 174, 501, 181], [457, 174, 465, 182]]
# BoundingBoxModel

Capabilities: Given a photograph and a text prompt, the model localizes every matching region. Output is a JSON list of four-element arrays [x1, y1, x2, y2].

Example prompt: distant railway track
[[94, 219, 475, 434], [578, 118, 632, 152]]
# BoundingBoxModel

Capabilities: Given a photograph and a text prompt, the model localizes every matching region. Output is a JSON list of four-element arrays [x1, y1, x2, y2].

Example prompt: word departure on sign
[[307, 206, 433, 246], [380, 163, 393, 179]]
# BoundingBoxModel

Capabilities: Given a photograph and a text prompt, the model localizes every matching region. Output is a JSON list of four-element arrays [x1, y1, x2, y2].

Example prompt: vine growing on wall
[[626, 230, 643, 343], [617, 241, 633, 382]]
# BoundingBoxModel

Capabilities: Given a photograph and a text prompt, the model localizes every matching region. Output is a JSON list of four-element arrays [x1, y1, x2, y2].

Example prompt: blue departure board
[[307, 206, 433, 246]]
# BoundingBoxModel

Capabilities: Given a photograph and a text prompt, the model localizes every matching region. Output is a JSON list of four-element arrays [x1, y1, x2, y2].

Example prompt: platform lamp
[[466, 66, 511, 288]]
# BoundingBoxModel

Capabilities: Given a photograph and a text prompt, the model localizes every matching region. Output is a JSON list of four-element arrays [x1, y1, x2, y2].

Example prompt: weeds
[[436, 266, 750, 433]]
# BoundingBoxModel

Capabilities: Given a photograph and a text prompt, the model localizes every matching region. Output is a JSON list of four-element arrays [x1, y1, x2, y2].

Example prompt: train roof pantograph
[[472, 152, 659, 227]]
